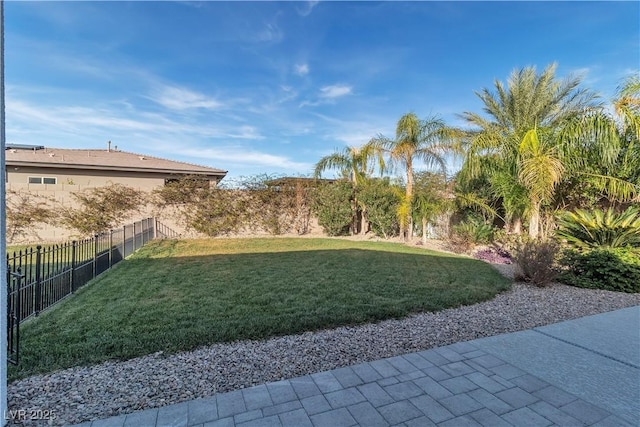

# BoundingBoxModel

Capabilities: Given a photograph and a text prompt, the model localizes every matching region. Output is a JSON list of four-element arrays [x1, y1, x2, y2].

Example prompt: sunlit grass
[[10, 237, 510, 381]]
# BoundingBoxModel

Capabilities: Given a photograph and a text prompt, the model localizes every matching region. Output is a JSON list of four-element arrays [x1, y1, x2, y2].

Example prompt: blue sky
[[5, 1, 639, 182]]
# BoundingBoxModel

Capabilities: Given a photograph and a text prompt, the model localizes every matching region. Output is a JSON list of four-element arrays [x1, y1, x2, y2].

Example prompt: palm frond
[[578, 172, 640, 202], [455, 192, 502, 221], [314, 151, 352, 179]]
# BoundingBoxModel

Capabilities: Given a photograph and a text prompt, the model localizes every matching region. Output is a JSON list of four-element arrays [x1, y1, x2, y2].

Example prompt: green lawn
[[7, 244, 37, 254], [10, 237, 511, 381]]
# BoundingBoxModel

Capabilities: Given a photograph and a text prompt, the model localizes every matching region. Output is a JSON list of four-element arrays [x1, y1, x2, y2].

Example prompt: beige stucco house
[[6, 144, 226, 192], [6, 144, 227, 241]]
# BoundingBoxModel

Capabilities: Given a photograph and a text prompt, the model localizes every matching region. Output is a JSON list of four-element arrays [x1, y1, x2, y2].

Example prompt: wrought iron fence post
[[8, 267, 23, 365], [93, 234, 98, 279], [71, 240, 77, 293], [34, 245, 42, 316], [133, 221, 138, 251], [123, 225, 127, 257], [109, 229, 113, 269]]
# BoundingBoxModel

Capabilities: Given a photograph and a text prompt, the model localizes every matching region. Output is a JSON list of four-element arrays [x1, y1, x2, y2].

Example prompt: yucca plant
[[556, 206, 640, 250]]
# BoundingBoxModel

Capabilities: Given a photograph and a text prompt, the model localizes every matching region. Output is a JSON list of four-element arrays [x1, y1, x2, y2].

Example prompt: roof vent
[[139, 156, 146, 160], [49, 153, 55, 157]]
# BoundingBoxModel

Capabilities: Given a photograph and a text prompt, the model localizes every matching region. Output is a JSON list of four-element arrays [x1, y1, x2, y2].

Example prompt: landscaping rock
[[7, 282, 640, 426]]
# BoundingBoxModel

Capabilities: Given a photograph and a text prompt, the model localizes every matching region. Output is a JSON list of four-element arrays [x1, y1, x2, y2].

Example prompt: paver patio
[[72, 306, 640, 427]]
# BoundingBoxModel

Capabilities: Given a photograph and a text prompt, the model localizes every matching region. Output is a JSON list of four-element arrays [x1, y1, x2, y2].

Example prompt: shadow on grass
[[10, 246, 511, 381]]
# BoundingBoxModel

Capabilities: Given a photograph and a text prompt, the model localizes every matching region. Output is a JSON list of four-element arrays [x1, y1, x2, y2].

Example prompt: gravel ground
[[8, 275, 640, 426]]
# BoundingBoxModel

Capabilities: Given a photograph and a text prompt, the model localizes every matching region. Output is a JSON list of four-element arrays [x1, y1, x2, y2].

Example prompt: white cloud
[[571, 67, 591, 78], [310, 112, 393, 147], [295, 63, 310, 76], [297, 1, 320, 17], [6, 92, 266, 149], [181, 147, 312, 171], [319, 84, 352, 99], [257, 14, 284, 43], [151, 85, 223, 110], [299, 84, 354, 107], [227, 125, 265, 140]]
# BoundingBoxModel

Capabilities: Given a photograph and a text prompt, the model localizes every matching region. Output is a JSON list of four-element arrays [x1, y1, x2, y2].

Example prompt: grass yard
[[10, 238, 510, 381]]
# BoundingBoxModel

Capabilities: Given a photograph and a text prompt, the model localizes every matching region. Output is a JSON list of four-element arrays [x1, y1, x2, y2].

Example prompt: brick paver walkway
[[72, 306, 639, 427]]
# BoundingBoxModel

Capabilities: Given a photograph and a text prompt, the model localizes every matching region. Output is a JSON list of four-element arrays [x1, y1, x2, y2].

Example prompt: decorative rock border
[[8, 281, 639, 426]]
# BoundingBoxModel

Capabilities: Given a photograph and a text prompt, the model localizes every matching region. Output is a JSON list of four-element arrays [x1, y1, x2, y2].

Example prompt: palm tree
[[314, 144, 382, 186], [412, 172, 452, 245], [371, 113, 459, 240], [314, 143, 383, 234], [518, 128, 565, 236], [460, 63, 600, 237], [614, 74, 640, 140], [558, 73, 640, 205]]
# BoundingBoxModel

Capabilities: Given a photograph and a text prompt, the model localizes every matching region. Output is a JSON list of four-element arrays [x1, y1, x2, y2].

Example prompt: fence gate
[[7, 267, 23, 365]]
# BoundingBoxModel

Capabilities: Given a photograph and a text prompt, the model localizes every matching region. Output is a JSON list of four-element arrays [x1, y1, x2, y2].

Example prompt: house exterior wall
[[5, 166, 215, 243], [7, 166, 206, 189]]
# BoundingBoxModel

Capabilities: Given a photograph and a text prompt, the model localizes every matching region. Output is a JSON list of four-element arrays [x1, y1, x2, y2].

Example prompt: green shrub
[[448, 218, 496, 253], [358, 179, 400, 239], [311, 181, 353, 236], [556, 206, 640, 250], [511, 238, 560, 286], [558, 247, 640, 293]]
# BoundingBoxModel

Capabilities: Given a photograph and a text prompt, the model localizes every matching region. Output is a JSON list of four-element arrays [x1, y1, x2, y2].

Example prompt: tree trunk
[[512, 217, 522, 234], [404, 159, 413, 242], [422, 217, 428, 246], [350, 199, 357, 235], [529, 201, 541, 238], [360, 208, 368, 235]]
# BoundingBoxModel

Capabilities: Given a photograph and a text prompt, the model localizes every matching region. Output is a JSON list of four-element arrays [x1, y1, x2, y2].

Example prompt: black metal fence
[[6, 218, 179, 364]]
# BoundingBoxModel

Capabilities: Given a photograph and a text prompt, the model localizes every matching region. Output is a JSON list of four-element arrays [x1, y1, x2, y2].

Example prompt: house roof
[[5, 147, 227, 178]]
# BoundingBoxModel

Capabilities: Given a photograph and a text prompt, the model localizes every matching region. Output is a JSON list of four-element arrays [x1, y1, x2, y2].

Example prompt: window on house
[[28, 176, 57, 184]]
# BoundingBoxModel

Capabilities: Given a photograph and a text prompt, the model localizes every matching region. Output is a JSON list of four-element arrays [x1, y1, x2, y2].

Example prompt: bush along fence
[[6, 217, 179, 364]]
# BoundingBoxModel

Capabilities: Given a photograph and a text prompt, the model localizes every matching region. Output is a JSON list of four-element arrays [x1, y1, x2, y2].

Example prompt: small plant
[[558, 247, 640, 293], [556, 206, 640, 250], [511, 238, 560, 286]]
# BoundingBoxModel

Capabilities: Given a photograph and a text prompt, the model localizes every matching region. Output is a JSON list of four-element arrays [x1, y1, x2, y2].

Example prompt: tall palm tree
[[314, 143, 383, 234], [371, 112, 458, 240], [460, 63, 600, 237]]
